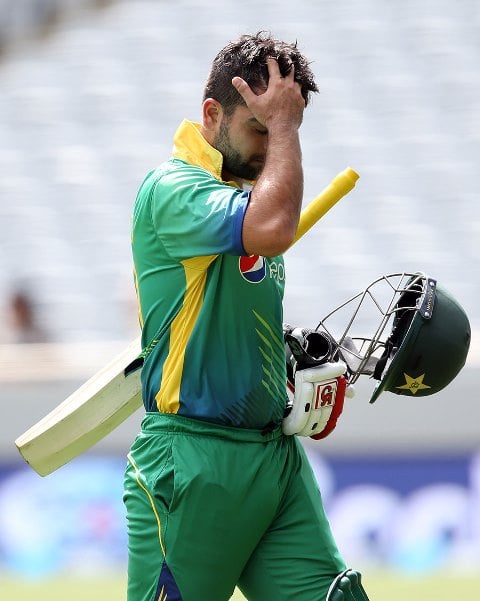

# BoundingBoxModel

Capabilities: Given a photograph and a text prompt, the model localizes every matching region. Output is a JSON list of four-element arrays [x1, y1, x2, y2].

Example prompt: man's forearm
[[243, 126, 303, 256]]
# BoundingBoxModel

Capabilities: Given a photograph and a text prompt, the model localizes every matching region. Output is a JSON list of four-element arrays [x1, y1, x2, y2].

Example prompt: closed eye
[[247, 117, 268, 136]]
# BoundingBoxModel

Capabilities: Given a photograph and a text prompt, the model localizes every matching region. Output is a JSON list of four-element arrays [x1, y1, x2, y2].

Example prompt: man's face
[[213, 104, 268, 181]]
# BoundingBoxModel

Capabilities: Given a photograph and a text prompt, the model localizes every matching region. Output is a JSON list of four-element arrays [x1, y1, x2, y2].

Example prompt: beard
[[213, 120, 263, 181]]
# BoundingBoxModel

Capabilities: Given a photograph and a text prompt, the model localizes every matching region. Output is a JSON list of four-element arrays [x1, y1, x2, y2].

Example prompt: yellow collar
[[172, 120, 224, 181]]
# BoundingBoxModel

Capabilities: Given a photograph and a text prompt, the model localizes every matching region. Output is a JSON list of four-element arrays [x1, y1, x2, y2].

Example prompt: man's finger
[[231, 76, 256, 103], [266, 56, 281, 78], [266, 56, 294, 80]]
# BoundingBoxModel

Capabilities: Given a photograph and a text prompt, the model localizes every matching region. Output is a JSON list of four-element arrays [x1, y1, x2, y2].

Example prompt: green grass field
[[2, 571, 480, 600]]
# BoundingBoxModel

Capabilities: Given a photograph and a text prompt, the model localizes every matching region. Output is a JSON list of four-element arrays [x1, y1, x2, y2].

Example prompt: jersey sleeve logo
[[239, 255, 266, 283]]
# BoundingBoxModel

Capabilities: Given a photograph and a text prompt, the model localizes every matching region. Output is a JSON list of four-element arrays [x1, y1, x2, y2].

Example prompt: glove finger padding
[[282, 362, 348, 438]]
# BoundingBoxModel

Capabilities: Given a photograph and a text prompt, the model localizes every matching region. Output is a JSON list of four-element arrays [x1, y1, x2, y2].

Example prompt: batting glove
[[283, 361, 352, 438]]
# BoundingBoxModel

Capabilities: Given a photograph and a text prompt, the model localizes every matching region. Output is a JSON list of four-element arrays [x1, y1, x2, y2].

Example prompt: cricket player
[[124, 32, 370, 601]]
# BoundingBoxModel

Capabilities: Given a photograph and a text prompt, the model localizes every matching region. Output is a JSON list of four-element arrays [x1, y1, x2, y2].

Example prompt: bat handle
[[292, 167, 360, 245]]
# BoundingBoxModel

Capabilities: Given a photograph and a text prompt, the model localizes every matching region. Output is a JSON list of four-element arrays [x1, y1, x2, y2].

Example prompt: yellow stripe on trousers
[[127, 452, 166, 557]]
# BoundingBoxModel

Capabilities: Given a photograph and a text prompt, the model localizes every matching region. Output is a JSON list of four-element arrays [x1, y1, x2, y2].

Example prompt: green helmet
[[314, 272, 471, 403]]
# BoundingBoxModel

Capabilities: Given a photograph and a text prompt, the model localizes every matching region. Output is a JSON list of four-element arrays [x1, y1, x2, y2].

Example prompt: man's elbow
[[242, 224, 297, 257]]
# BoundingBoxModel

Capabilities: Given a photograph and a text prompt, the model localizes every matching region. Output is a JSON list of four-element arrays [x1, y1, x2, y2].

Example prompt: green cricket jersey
[[132, 120, 287, 429]]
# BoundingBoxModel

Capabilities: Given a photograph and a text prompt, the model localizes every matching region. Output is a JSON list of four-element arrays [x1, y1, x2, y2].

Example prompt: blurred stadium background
[[0, 0, 479, 597]]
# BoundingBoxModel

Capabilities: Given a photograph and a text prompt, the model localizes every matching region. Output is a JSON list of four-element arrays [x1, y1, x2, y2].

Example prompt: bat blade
[[15, 167, 360, 476], [15, 337, 143, 476]]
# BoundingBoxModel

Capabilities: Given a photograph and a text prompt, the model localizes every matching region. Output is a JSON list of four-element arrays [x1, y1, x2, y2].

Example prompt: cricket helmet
[[314, 272, 471, 403]]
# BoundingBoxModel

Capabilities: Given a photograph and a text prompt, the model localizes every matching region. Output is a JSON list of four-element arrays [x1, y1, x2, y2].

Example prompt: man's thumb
[[232, 76, 252, 101]]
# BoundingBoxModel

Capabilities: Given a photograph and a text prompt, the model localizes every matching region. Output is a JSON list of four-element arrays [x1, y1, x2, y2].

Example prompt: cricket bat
[[15, 167, 360, 476]]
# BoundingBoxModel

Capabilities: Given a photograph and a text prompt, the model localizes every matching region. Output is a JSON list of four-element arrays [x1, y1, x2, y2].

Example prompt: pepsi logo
[[239, 255, 266, 283]]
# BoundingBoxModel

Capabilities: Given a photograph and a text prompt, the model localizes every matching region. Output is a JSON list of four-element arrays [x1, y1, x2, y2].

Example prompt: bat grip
[[292, 167, 359, 245]]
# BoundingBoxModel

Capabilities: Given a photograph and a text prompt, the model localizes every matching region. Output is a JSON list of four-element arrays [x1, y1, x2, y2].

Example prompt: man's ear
[[202, 98, 223, 130]]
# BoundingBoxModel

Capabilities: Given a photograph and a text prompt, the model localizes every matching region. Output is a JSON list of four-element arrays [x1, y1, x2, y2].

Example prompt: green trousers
[[124, 413, 345, 601]]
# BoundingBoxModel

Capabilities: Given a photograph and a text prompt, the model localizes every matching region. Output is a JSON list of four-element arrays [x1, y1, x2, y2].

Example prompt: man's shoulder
[[158, 158, 220, 184], [140, 157, 206, 189], [140, 158, 227, 204], [136, 160, 225, 214], [139, 159, 218, 193]]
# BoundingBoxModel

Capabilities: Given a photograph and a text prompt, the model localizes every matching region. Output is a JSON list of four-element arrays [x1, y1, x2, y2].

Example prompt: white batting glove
[[283, 361, 352, 439]]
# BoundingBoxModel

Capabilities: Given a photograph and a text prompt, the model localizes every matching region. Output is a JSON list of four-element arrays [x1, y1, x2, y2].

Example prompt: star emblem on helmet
[[396, 373, 431, 394]]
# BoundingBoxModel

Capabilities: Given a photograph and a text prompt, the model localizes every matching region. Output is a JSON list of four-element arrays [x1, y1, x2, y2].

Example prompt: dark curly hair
[[203, 31, 319, 115]]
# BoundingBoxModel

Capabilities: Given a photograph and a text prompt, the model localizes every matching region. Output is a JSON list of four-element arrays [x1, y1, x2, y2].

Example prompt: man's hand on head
[[231, 57, 305, 133]]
